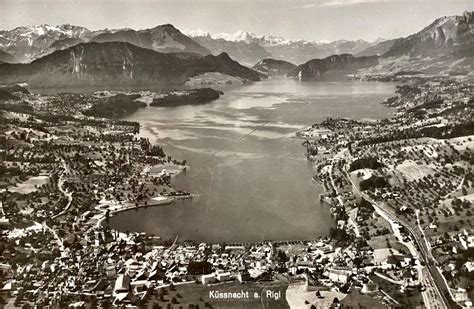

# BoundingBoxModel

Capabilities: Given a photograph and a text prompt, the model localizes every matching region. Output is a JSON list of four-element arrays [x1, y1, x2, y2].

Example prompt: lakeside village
[[0, 78, 472, 309], [300, 77, 474, 308]]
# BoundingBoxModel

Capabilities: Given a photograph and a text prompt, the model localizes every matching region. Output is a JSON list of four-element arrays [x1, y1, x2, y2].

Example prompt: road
[[335, 148, 458, 309], [39, 159, 71, 251], [52, 159, 73, 220], [328, 148, 361, 237], [34, 220, 64, 250]]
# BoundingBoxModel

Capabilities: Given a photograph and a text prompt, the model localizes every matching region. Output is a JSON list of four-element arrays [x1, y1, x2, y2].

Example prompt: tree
[[276, 250, 288, 263], [101, 299, 112, 309], [90, 295, 98, 309], [353, 257, 363, 268], [187, 261, 213, 275]]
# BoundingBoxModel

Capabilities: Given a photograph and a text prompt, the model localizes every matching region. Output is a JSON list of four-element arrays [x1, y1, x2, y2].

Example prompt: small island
[[150, 88, 223, 107]]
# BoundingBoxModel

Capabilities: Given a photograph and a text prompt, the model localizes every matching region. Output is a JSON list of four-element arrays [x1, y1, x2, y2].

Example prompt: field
[[7, 175, 49, 194], [340, 288, 388, 308], [368, 234, 411, 255], [395, 160, 435, 182], [370, 274, 423, 308], [286, 283, 345, 309]]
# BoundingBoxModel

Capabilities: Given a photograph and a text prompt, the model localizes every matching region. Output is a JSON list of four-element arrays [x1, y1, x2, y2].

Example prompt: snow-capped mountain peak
[[185, 29, 261, 43], [184, 28, 211, 38], [372, 37, 387, 44], [0, 24, 93, 62], [214, 30, 258, 42], [184, 28, 347, 46], [9, 24, 91, 38]]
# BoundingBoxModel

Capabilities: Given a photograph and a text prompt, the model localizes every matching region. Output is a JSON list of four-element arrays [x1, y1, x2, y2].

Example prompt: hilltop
[[288, 54, 379, 80]]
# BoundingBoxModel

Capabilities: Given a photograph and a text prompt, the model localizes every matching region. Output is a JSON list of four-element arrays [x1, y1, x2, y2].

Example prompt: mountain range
[[0, 11, 472, 87], [187, 30, 386, 66], [288, 54, 379, 80], [0, 24, 211, 63], [0, 24, 93, 62], [190, 35, 272, 67], [0, 24, 394, 65], [90, 24, 210, 55], [384, 11, 473, 58], [0, 42, 262, 87], [363, 11, 474, 75]]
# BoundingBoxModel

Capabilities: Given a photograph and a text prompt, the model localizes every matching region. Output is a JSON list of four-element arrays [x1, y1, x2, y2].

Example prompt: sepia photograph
[[0, 0, 473, 308]]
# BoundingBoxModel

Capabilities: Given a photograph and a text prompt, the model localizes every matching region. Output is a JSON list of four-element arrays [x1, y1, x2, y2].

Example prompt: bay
[[110, 78, 396, 243]]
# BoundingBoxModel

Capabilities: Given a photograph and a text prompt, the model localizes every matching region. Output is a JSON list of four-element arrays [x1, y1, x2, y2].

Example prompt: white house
[[328, 269, 351, 284], [201, 274, 216, 285], [216, 272, 231, 282]]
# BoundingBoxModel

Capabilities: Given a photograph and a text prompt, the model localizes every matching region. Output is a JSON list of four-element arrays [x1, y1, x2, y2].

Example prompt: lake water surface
[[110, 78, 396, 243]]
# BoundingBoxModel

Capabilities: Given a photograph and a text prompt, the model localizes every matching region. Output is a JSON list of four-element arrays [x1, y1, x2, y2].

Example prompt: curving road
[[335, 148, 459, 309], [52, 158, 73, 220], [40, 159, 71, 252]]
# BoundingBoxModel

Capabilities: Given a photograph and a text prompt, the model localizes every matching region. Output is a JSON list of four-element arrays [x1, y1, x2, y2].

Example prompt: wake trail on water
[[204, 121, 271, 214]]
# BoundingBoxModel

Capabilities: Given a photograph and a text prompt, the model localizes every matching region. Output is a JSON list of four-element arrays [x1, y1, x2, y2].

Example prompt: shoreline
[[95, 162, 192, 231], [101, 132, 337, 245], [107, 78, 396, 244], [95, 195, 193, 230], [101, 192, 334, 245]]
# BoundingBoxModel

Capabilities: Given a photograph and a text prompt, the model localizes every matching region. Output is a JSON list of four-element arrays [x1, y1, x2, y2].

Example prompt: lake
[[109, 78, 396, 243]]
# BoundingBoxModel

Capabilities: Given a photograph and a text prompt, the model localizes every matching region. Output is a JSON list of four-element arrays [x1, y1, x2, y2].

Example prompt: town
[[0, 77, 473, 309], [300, 77, 473, 308]]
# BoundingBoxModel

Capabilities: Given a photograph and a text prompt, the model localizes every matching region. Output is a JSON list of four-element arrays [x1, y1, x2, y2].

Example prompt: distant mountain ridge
[[355, 38, 399, 57], [0, 24, 211, 63], [191, 35, 272, 66], [0, 42, 262, 87], [288, 54, 379, 80], [91, 24, 210, 55], [253, 59, 297, 76], [0, 24, 389, 65], [260, 39, 375, 65], [0, 11, 472, 79], [383, 11, 474, 58], [357, 11, 474, 75], [187, 12, 474, 69], [186, 30, 383, 65], [0, 24, 93, 62]]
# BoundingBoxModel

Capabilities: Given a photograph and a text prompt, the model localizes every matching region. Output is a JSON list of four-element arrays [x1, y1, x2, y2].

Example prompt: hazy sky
[[1, 0, 473, 41]]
